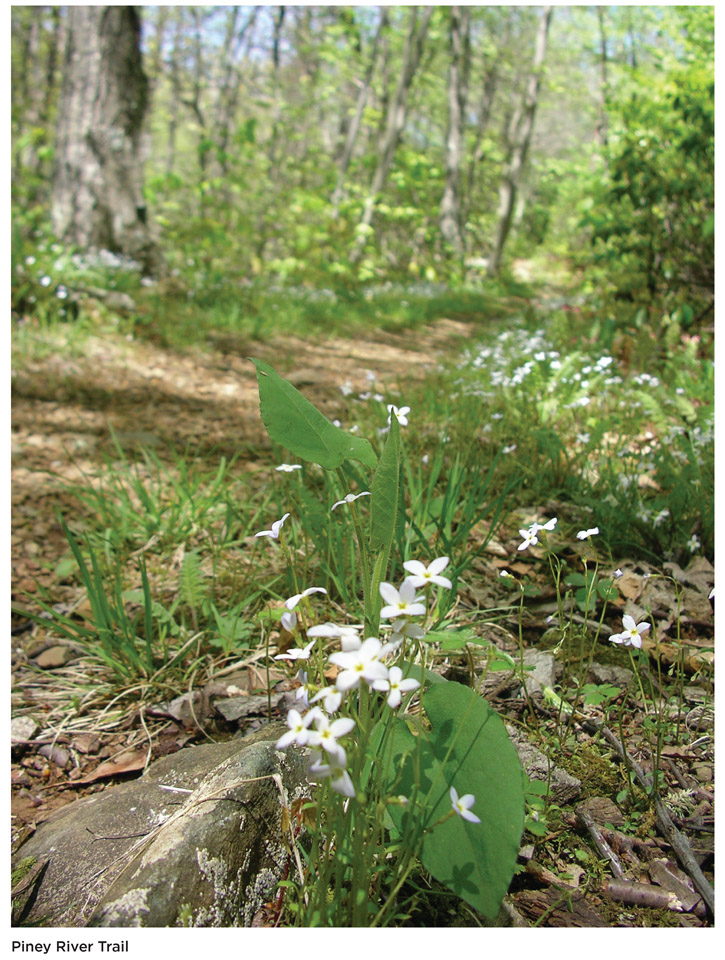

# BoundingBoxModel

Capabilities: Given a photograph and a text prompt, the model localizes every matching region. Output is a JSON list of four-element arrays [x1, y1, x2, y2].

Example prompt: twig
[[576, 808, 625, 878], [601, 878, 705, 917]]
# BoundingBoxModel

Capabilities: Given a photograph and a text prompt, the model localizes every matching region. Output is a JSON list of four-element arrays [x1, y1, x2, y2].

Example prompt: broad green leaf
[[389, 681, 525, 919], [250, 358, 377, 470]]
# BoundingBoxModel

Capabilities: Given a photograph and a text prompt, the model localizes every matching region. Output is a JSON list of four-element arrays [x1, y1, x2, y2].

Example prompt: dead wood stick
[[576, 809, 625, 878], [601, 878, 706, 918]]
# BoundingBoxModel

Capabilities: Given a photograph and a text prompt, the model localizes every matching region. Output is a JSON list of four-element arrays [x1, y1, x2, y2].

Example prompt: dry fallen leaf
[[616, 571, 643, 601], [70, 750, 147, 786]]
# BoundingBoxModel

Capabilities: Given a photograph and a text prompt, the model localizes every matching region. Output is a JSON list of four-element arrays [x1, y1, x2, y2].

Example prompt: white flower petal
[[402, 560, 427, 577], [379, 582, 400, 606]]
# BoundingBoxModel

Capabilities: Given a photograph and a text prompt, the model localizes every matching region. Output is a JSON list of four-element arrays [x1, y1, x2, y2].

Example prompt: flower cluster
[[273, 556, 477, 817]]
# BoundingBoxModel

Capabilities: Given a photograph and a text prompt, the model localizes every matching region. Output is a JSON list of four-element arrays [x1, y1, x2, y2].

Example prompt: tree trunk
[[350, 6, 432, 265], [439, 7, 471, 256], [213, 7, 258, 175], [488, 6, 553, 277], [166, 8, 183, 177], [461, 10, 513, 229], [595, 6, 609, 149], [461, 64, 498, 228], [330, 8, 389, 216], [52, 6, 161, 273]]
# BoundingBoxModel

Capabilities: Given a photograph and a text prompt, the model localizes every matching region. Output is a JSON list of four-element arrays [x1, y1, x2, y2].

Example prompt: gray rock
[[506, 725, 581, 804], [12, 724, 310, 927], [215, 694, 278, 723], [587, 661, 633, 688], [11, 716, 39, 760], [518, 650, 560, 696]]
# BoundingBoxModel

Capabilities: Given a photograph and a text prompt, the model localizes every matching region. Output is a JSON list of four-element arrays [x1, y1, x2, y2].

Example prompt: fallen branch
[[575, 808, 625, 878], [601, 878, 706, 919]]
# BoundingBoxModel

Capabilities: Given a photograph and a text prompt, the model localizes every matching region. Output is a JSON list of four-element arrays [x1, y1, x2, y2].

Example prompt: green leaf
[[425, 628, 487, 651], [370, 411, 401, 554], [249, 358, 377, 470], [390, 682, 525, 919]]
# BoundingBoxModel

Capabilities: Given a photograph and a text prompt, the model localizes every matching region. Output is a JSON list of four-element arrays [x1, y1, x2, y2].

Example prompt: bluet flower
[[331, 491, 371, 511], [577, 527, 599, 540], [329, 637, 389, 692], [402, 557, 452, 589], [653, 508, 670, 527], [379, 580, 426, 619], [307, 622, 361, 650], [255, 512, 290, 539], [285, 586, 328, 610], [372, 666, 420, 709], [307, 714, 356, 766], [295, 669, 310, 707], [275, 707, 323, 749], [308, 752, 356, 798], [275, 463, 302, 473], [518, 517, 557, 551], [450, 786, 481, 824], [387, 404, 410, 426], [388, 618, 426, 645], [274, 637, 317, 661], [309, 685, 343, 714], [609, 615, 651, 649]]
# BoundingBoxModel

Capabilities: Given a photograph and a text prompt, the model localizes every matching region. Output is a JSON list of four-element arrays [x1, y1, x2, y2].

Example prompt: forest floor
[[10, 310, 714, 928]]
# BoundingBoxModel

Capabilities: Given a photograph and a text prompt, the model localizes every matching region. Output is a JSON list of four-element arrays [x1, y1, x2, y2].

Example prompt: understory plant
[[250, 359, 525, 926]]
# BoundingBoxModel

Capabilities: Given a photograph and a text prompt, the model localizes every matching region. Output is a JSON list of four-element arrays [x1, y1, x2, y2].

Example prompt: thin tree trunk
[[461, 64, 498, 229], [350, 6, 432, 264], [461, 10, 513, 230], [330, 8, 389, 216], [166, 8, 183, 176], [488, 6, 553, 277], [595, 6, 609, 149], [52, 6, 161, 273], [267, 6, 287, 169], [439, 6, 471, 255], [213, 6, 258, 174], [42, 7, 62, 120]]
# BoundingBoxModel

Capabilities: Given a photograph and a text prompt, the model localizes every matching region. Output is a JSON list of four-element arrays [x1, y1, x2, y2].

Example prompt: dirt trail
[[11, 318, 473, 597]]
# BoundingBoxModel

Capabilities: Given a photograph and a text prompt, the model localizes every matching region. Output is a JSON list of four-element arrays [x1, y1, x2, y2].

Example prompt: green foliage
[[387, 682, 525, 919], [61, 440, 245, 559], [251, 358, 377, 471], [564, 570, 617, 615], [368, 414, 403, 631], [16, 520, 167, 680], [578, 683, 621, 708], [577, 9, 713, 326]]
